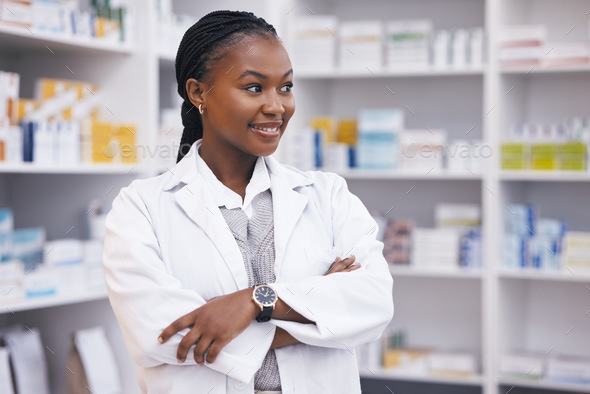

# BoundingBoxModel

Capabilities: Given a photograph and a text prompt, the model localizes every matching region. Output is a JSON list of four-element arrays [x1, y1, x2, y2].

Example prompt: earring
[[198, 104, 204, 115]]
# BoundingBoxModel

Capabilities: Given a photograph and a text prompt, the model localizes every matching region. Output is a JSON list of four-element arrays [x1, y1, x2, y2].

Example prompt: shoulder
[[268, 158, 348, 198], [110, 171, 174, 217]]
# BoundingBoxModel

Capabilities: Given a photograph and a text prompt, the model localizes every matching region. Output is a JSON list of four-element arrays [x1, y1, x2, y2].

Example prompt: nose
[[261, 91, 285, 115]]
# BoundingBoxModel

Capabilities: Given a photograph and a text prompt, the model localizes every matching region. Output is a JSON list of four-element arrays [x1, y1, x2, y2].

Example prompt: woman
[[103, 10, 393, 394]]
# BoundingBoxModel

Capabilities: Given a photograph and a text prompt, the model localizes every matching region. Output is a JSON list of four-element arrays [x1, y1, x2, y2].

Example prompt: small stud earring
[[198, 104, 204, 115]]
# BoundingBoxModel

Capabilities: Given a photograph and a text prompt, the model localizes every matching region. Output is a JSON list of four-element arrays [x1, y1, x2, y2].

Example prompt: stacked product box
[[338, 20, 383, 71], [0, 206, 107, 301], [293, 15, 338, 72], [499, 25, 546, 66], [545, 42, 590, 67], [501, 119, 589, 171], [382, 219, 413, 265], [356, 108, 403, 169], [398, 129, 446, 172], [0, 71, 20, 162], [500, 353, 545, 380], [562, 232, 590, 273], [385, 20, 431, 69], [412, 228, 461, 269], [503, 204, 569, 270], [0, 0, 133, 45], [82, 119, 137, 164], [436, 203, 482, 269], [0, 75, 138, 165], [501, 353, 590, 385]]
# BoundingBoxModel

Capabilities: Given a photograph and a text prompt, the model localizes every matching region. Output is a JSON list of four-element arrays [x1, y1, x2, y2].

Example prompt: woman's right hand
[[325, 255, 360, 275]]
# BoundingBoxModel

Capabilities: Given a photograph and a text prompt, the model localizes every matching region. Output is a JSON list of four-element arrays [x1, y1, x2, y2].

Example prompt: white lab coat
[[103, 141, 394, 394]]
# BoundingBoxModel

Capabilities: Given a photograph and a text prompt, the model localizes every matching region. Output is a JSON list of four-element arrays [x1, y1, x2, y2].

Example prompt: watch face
[[254, 286, 277, 306]]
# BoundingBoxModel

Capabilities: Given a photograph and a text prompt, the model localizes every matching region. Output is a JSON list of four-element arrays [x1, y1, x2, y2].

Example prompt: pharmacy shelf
[[499, 269, 590, 283], [295, 66, 485, 79], [0, 163, 143, 175], [499, 378, 590, 393], [500, 64, 590, 75], [337, 169, 482, 181], [389, 265, 483, 280], [499, 170, 590, 182], [360, 368, 484, 387], [0, 287, 108, 315], [0, 24, 134, 55]]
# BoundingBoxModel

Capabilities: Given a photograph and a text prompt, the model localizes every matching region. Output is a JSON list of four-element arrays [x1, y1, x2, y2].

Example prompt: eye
[[245, 84, 262, 93], [280, 82, 294, 93]]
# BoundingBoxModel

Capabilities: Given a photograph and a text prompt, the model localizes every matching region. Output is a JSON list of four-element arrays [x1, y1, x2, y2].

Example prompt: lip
[[248, 121, 283, 139]]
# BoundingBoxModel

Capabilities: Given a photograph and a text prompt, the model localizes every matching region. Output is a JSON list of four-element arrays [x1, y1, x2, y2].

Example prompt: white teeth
[[250, 125, 279, 132]]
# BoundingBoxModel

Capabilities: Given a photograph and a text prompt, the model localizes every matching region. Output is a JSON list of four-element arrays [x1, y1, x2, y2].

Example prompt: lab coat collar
[[162, 140, 315, 287], [163, 141, 314, 192]]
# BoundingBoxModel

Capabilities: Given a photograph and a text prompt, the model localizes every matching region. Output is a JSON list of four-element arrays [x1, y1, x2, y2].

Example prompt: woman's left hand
[[158, 288, 258, 365]]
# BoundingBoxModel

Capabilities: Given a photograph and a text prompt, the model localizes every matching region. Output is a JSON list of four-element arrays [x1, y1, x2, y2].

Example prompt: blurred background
[[1, 0, 590, 393]]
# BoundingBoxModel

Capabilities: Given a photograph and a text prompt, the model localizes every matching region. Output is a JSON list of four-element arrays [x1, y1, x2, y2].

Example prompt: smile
[[249, 123, 282, 134]]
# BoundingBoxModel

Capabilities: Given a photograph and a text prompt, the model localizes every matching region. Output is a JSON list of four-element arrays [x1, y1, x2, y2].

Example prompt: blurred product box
[[0, 208, 13, 261], [357, 109, 403, 170], [412, 228, 460, 268], [562, 231, 590, 272], [294, 15, 338, 72], [545, 42, 590, 66], [499, 25, 546, 66], [436, 204, 480, 229], [546, 356, 590, 384], [501, 143, 528, 170], [500, 353, 545, 380], [398, 129, 446, 172], [0, 0, 33, 27], [428, 352, 477, 378], [383, 219, 413, 265], [0, 261, 25, 300], [382, 348, 432, 373], [339, 20, 383, 71], [12, 227, 45, 272], [385, 20, 431, 69]]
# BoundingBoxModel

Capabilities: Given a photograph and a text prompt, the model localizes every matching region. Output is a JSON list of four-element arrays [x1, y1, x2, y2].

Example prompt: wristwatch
[[252, 284, 278, 322]]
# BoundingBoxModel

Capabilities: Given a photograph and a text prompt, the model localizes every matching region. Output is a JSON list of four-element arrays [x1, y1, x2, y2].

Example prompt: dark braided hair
[[175, 10, 278, 163]]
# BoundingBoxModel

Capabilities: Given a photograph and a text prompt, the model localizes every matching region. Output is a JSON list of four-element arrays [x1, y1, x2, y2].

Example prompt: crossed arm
[[157, 255, 360, 365]]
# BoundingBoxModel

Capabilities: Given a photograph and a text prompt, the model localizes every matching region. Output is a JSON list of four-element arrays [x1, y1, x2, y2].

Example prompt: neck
[[199, 138, 258, 200]]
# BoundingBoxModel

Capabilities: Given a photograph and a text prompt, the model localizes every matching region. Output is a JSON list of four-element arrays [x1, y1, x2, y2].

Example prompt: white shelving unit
[[0, 2, 156, 392], [2, 0, 589, 393], [0, 287, 108, 315]]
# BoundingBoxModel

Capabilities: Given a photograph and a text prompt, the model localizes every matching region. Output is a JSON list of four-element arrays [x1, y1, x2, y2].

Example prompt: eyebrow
[[238, 69, 293, 80]]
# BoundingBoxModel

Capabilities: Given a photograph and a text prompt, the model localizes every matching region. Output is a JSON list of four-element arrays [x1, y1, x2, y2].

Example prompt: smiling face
[[192, 34, 295, 160]]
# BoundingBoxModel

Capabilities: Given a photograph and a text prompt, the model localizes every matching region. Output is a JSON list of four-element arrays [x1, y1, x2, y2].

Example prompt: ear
[[185, 78, 209, 109]]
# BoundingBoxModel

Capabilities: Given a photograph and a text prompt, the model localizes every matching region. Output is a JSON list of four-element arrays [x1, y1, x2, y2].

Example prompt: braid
[[175, 10, 278, 163]]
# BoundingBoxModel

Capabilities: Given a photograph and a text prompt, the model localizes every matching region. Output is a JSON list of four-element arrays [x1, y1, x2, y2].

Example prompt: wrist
[[245, 288, 260, 321]]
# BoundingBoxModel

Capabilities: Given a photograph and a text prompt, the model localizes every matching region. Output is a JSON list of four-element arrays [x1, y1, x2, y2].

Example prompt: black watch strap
[[256, 306, 273, 322]]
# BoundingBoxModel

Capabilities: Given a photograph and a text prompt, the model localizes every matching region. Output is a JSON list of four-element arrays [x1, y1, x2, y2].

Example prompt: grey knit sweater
[[219, 189, 281, 391]]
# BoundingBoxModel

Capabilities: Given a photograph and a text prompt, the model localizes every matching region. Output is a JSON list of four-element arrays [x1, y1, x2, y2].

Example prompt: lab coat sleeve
[[271, 174, 394, 349], [102, 183, 274, 383]]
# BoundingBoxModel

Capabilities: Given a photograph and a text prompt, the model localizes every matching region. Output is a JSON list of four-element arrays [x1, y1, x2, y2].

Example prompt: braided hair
[[175, 10, 278, 163]]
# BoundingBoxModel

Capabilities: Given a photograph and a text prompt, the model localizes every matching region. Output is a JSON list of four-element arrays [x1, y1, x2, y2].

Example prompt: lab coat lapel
[[167, 148, 249, 290], [266, 157, 313, 275]]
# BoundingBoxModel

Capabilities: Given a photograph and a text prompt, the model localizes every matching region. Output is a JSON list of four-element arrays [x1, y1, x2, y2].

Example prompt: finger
[[193, 336, 214, 365], [332, 256, 356, 271], [206, 340, 227, 364], [345, 263, 361, 271], [342, 255, 356, 265], [325, 257, 340, 275], [159, 313, 194, 344], [177, 328, 202, 363]]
